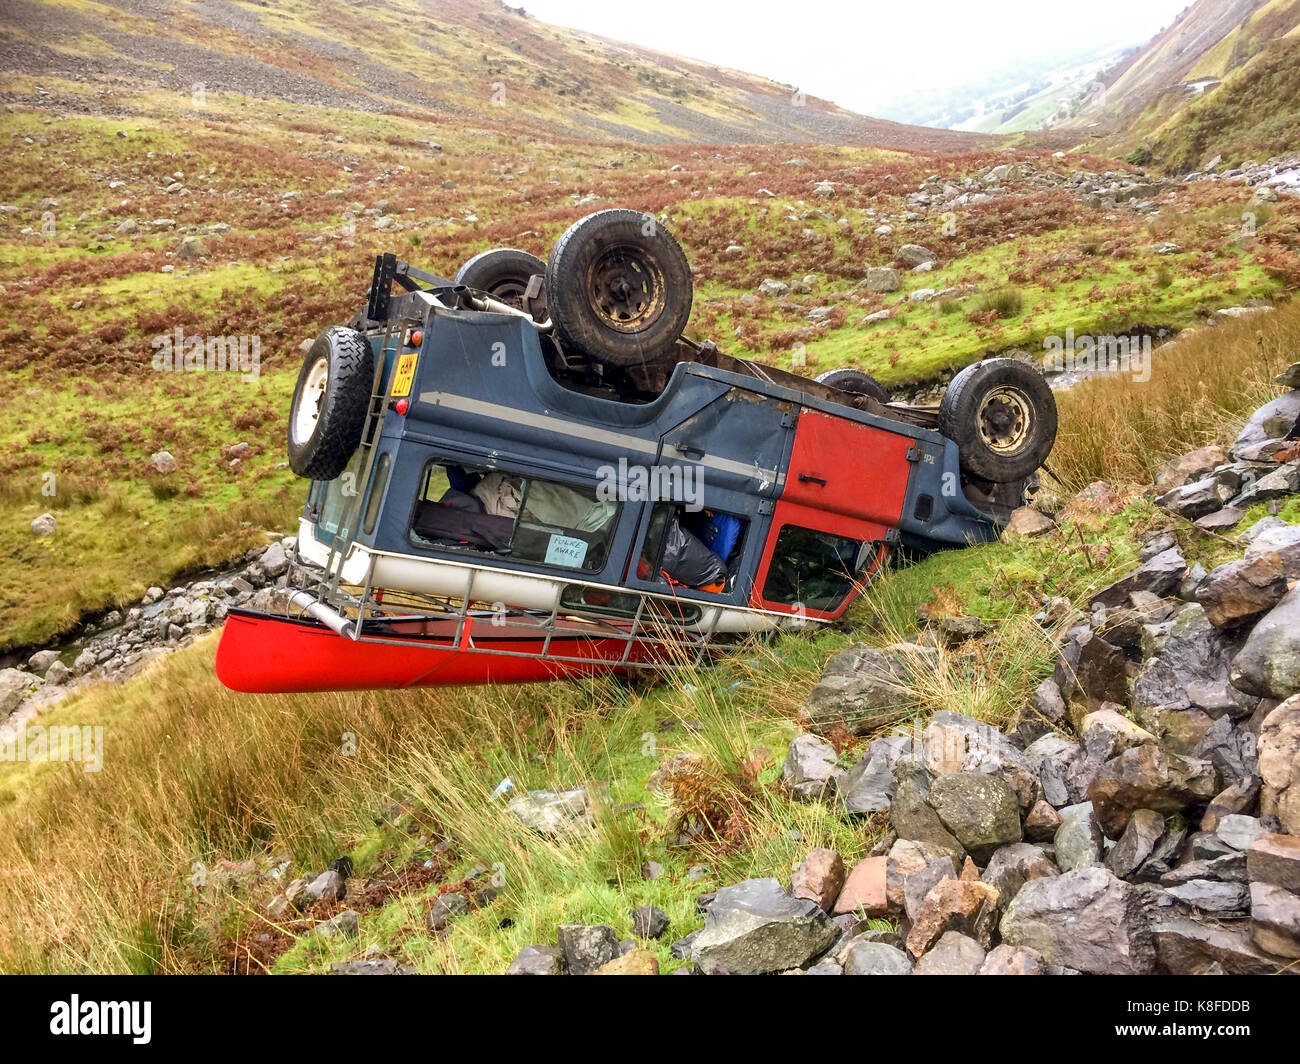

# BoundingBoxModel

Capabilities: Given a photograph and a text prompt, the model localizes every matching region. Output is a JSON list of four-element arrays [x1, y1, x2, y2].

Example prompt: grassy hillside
[[2, 74, 1297, 650], [2, 299, 1295, 972], [1144, 37, 1300, 171], [1066, 0, 1300, 167]]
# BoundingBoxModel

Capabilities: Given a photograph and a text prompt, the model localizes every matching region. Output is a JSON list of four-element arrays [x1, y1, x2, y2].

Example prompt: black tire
[[546, 209, 692, 368], [939, 358, 1057, 483], [454, 248, 545, 309], [815, 367, 891, 403], [287, 326, 374, 481]]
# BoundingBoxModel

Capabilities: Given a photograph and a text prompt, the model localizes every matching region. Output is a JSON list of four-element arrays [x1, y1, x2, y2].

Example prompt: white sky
[[521, 0, 1194, 118]]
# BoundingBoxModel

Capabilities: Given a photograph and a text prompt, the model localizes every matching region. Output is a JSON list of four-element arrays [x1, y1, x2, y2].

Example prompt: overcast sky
[[522, 0, 1194, 119]]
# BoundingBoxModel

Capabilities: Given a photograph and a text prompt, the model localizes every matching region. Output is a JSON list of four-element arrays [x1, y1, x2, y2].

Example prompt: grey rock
[[863, 266, 902, 292], [630, 905, 671, 939], [1152, 914, 1290, 974], [801, 644, 926, 735], [1166, 878, 1250, 915], [330, 958, 415, 975], [927, 772, 1022, 861], [1136, 604, 1258, 719], [1055, 802, 1105, 870], [902, 856, 960, 924], [315, 909, 359, 939], [426, 892, 469, 932], [1090, 548, 1187, 609], [690, 878, 839, 975], [556, 924, 620, 975], [1001, 866, 1155, 974], [842, 940, 913, 974], [303, 869, 346, 905], [1231, 587, 1300, 701], [838, 735, 909, 814], [506, 944, 566, 975], [897, 243, 938, 267], [1250, 882, 1300, 958], [782, 734, 842, 801], [979, 943, 1046, 975], [982, 843, 1058, 908], [506, 787, 591, 836], [1232, 392, 1300, 460], [1215, 813, 1262, 852], [889, 764, 965, 863], [1244, 522, 1300, 579], [1087, 745, 1220, 838], [1024, 733, 1083, 807], [1106, 808, 1165, 878]]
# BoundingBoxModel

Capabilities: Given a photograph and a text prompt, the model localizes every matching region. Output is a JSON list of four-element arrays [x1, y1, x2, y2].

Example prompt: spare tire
[[815, 367, 891, 403], [546, 209, 692, 368], [938, 358, 1057, 483], [454, 248, 545, 309], [287, 326, 374, 481]]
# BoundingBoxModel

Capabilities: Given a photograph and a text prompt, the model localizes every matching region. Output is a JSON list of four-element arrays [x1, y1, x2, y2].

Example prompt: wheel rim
[[487, 275, 531, 308], [586, 243, 666, 333], [978, 386, 1033, 455], [293, 356, 329, 445]]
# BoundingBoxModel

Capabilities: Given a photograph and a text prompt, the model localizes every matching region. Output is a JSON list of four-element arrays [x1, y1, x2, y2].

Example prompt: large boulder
[[1231, 391, 1300, 460], [690, 878, 839, 974], [897, 243, 937, 267], [863, 266, 902, 293], [800, 644, 928, 735], [1135, 604, 1258, 720], [1258, 695, 1300, 834], [1087, 745, 1219, 838], [1000, 866, 1155, 974], [1230, 587, 1300, 701], [0, 668, 32, 718], [1196, 553, 1288, 629], [927, 772, 1023, 861], [888, 763, 966, 863]]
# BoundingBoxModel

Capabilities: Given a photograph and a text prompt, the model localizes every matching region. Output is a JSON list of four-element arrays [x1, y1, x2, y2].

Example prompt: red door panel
[[779, 407, 913, 524]]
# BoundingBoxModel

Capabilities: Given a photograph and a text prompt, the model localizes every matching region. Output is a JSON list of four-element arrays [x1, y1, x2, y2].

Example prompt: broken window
[[638, 502, 749, 592]]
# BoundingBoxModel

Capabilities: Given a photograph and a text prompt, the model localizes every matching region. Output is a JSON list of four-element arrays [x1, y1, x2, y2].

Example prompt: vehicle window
[[408, 460, 618, 572], [318, 449, 367, 539], [362, 452, 391, 535], [639, 502, 748, 593], [762, 525, 864, 613]]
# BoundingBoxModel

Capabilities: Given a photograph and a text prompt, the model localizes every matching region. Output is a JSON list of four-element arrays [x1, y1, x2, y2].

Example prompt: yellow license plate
[[391, 352, 419, 398]]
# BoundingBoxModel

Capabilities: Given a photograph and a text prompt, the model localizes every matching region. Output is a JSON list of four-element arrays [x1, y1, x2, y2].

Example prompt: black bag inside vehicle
[[660, 511, 726, 587], [412, 500, 515, 552]]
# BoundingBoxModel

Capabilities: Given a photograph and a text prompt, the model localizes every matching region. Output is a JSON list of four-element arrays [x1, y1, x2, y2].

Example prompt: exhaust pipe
[[288, 590, 355, 639]]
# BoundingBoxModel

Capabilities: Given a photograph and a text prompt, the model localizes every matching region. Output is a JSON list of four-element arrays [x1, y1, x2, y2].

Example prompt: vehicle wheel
[[938, 358, 1057, 483], [546, 209, 692, 368], [287, 326, 374, 480], [454, 248, 545, 309], [815, 367, 891, 403]]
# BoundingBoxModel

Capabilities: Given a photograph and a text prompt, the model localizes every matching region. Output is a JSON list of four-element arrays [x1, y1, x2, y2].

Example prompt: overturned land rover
[[216, 210, 1056, 693]]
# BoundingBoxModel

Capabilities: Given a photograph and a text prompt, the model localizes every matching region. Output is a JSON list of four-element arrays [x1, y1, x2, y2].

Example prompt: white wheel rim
[[293, 357, 329, 445]]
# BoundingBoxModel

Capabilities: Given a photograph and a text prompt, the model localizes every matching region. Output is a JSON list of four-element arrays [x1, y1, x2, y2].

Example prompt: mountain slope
[[1064, 0, 1300, 165], [0, 0, 988, 149]]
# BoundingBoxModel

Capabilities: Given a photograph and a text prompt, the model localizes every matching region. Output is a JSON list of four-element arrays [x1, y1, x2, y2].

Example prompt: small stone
[[315, 909, 359, 939], [593, 949, 659, 974], [556, 924, 620, 975], [1024, 799, 1062, 841], [842, 941, 913, 974], [979, 943, 1046, 975], [29, 513, 57, 537], [630, 904, 671, 939], [426, 892, 469, 932], [506, 944, 566, 975]]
